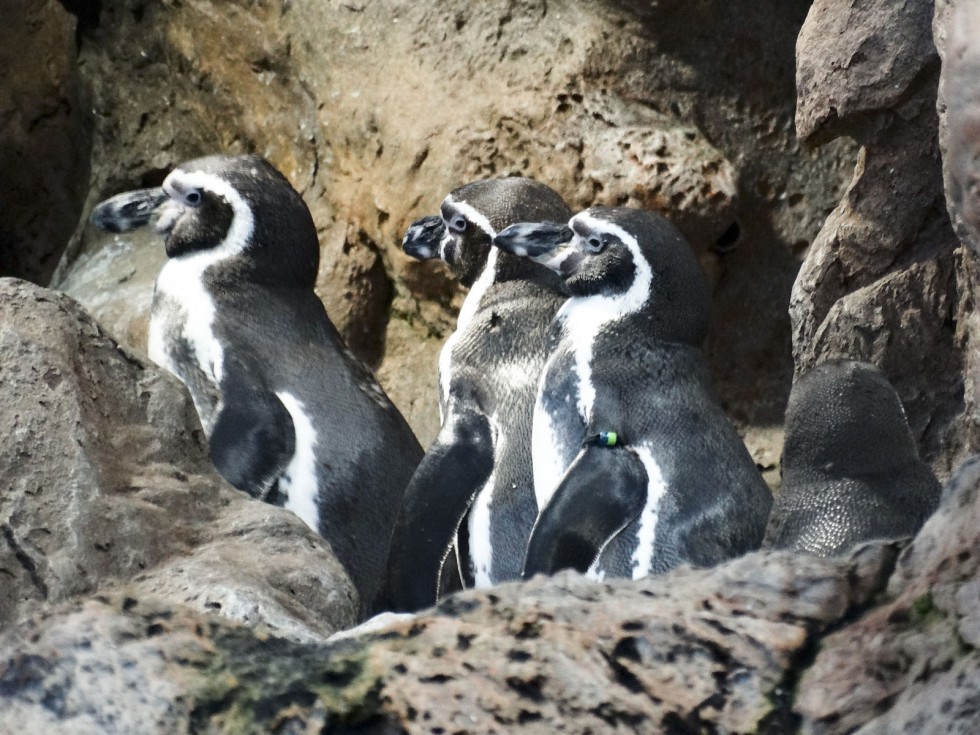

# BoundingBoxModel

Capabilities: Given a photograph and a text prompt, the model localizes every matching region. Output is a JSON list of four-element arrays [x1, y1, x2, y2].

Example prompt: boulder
[[0, 277, 357, 640], [4, 456, 979, 733], [790, 0, 976, 475], [0, 0, 90, 284], [0, 539, 905, 734]]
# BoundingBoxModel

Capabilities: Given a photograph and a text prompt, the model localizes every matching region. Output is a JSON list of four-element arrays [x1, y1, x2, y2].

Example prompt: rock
[[0, 0, 90, 284], [936, 0, 980, 255], [794, 455, 980, 735], [790, 0, 974, 474], [0, 277, 357, 640], [935, 0, 980, 465], [0, 542, 904, 734], [36, 0, 855, 452]]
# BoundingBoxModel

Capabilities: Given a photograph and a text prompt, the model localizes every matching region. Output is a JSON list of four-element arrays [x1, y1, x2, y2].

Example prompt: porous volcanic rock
[[40, 0, 854, 452], [0, 277, 357, 640], [0, 541, 905, 734], [5, 457, 980, 734]]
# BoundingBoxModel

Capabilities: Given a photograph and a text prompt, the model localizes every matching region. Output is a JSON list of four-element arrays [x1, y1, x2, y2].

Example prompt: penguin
[[762, 359, 941, 556], [493, 206, 773, 580], [387, 177, 572, 612], [89, 154, 423, 618]]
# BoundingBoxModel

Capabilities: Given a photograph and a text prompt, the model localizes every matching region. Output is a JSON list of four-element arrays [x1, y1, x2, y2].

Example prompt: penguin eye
[[448, 214, 467, 233], [586, 234, 605, 254], [184, 189, 203, 207]]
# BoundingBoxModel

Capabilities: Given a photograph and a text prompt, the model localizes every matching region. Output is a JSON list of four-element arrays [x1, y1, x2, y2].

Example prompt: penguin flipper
[[386, 409, 494, 613], [523, 445, 647, 578], [209, 381, 296, 500]]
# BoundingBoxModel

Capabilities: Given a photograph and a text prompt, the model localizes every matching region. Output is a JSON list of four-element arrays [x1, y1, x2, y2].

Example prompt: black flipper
[[523, 445, 648, 578], [386, 409, 494, 612], [209, 378, 295, 500]]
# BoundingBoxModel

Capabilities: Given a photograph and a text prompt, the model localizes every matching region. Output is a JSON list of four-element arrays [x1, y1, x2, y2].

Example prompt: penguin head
[[90, 154, 319, 287], [495, 206, 710, 343], [400, 177, 570, 287], [782, 360, 922, 479], [402, 215, 445, 260]]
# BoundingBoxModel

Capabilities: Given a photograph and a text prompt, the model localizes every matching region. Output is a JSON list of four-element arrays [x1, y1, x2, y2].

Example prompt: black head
[[90, 154, 319, 287], [402, 215, 446, 260], [783, 360, 923, 479], [495, 206, 710, 344], [432, 177, 571, 287]]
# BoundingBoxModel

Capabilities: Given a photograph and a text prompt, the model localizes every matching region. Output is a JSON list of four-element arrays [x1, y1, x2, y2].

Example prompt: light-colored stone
[[0, 277, 358, 639]]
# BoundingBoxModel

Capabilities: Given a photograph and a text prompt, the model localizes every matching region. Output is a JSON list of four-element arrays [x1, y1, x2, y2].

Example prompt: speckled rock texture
[[0, 541, 906, 735], [0, 278, 358, 641], [18, 0, 855, 463], [4, 452, 979, 734]]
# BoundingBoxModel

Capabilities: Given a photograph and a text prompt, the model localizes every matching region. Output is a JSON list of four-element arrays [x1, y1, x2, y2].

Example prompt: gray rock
[[0, 277, 357, 639], [936, 0, 980, 256], [0, 543, 904, 734], [790, 0, 972, 474], [794, 455, 980, 735]]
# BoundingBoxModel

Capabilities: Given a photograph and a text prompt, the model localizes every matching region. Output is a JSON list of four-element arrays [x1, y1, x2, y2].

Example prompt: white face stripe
[[443, 194, 496, 239], [275, 391, 321, 533], [438, 228, 453, 261], [557, 211, 653, 423], [629, 445, 666, 580], [150, 169, 256, 392]]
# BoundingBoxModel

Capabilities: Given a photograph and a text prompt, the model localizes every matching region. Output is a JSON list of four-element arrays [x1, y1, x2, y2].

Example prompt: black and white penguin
[[387, 177, 572, 612], [89, 154, 423, 618], [493, 206, 773, 580], [762, 359, 941, 556]]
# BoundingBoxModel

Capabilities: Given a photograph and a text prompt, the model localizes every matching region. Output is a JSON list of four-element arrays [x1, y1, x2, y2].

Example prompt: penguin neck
[[491, 250, 565, 292], [556, 296, 704, 348]]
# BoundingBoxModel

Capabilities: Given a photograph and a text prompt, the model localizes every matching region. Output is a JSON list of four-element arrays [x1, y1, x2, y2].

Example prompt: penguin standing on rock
[[387, 177, 572, 612], [493, 207, 773, 580], [763, 359, 941, 556], [89, 154, 423, 618]]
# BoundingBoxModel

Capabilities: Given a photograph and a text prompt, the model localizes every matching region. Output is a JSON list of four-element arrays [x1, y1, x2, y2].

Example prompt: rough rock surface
[[935, 0, 980, 468], [790, 0, 977, 475], [0, 278, 358, 640], [0, 0, 90, 284], [33, 0, 855, 455], [4, 449, 979, 734], [794, 454, 980, 735], [0, 541, 905, 735]]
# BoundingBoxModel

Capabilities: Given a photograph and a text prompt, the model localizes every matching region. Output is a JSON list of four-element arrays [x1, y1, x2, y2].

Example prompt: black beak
[[402, 215, 445, 261], [89, 187, 168, 233], [493, 221, 573, 257]]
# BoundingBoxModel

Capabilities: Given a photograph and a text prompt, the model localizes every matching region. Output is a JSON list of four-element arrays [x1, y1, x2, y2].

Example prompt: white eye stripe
[[443, 195, 496, 238]]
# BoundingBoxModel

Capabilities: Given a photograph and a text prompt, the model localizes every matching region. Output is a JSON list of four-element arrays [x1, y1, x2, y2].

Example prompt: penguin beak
[[493, 222, 582, 275], [402, 215, 446, 261], [89, 187, 169, 233]]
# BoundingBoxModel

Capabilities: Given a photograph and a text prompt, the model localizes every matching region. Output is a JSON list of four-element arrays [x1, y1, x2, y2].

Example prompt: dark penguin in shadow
[[494, 207, 773, 580], [89, 154, 423, 618], [762, 359, 941, 556], [387, 177, 572, 612]]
